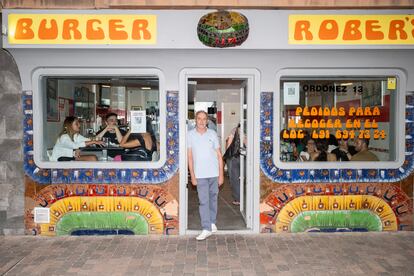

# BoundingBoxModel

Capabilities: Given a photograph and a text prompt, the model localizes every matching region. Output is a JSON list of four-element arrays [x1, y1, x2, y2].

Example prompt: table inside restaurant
[[80, 145, 126, 161]]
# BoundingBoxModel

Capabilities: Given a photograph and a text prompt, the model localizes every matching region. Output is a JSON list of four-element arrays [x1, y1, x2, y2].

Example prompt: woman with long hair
[[51, 116, 104, 161], [120, 117, 158, 161]]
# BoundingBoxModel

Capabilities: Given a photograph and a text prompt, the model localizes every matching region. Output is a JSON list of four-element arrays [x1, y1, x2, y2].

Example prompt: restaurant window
[[274, 69, 406, 170], [33, 68, 166, 169]]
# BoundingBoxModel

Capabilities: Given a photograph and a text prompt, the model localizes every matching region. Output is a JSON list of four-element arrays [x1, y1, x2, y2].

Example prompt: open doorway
[[187, 78, 248, 231]]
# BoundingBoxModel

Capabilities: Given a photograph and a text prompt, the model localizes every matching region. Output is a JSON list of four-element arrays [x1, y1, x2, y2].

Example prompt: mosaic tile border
[[27, 183, 179, 236], [260, 182, 412, 232], [23, 91, 179, 184], [260, 92, 414, 183]]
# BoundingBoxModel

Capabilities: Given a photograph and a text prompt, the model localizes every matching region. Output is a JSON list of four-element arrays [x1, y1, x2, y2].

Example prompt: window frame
[[32, 67, 166, 169], [273, 68, 406, 170]]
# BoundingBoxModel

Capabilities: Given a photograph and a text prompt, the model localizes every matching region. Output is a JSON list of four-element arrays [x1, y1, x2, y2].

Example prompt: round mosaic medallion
[[197, 11, 249, 48]]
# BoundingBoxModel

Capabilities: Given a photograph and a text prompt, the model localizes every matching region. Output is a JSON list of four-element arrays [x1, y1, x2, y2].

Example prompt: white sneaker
[[211, 224, 218, 233], [196, 230, 212, 241]]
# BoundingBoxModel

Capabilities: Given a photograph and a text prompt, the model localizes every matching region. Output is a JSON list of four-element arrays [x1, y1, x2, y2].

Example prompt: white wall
[[44, 80, 77, 149]]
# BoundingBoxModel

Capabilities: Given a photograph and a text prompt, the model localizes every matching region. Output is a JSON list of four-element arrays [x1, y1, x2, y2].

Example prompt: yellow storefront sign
[[289, 15, 414, 45], [8, 14, 157, 45]]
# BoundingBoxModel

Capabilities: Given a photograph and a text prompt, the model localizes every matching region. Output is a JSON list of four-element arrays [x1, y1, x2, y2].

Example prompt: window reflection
[[44, 77, 160, 162], [279, 77, 396, 162]]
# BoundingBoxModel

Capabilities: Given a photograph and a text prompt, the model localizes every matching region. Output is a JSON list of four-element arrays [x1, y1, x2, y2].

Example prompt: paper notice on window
[[387, 77, 396, 90], [130, 110, 146, 133], [283, 82, 300, 105]]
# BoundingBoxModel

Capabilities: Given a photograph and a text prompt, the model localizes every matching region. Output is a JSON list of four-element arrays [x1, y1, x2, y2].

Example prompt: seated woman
[[120, 119, 157, 161], [51, 116, 104, 161], [298, 138, 317, 161]]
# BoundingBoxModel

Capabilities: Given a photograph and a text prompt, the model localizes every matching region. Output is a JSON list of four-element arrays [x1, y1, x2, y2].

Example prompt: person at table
[[95, 112, 126, 145], [351, 138, 379, 161], [120, 119, 157, 161], [51, 116, 104, 161]]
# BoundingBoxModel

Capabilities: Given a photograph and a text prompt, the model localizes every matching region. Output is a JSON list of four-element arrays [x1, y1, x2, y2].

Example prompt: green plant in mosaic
[[56, 212, 149, 236], [290, 210, 382, 232]]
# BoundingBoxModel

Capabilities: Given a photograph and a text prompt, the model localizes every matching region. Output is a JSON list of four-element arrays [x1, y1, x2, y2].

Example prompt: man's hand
[[107, 125, 118, 132], [73, 149, 81, 159], [218, 175, 224, 186], [191, 175, 197, 186]]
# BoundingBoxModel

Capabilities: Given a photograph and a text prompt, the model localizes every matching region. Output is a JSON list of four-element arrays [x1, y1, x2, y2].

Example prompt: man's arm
[[114, 126, 124, 143], [216, 148, 224, 186], [187, 148, 197, 186]]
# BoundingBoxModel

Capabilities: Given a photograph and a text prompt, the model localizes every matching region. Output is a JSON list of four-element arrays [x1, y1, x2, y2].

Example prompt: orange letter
[[366, 20, 384, 40], [343, 20, 362, 40], [372, 119, 378, 129], [303, 107, 310, 116], [295, 107, 302, 116], [62, 19, 81, 40], [364, 107, 372, 116], [294, 21, 313, 40], [109, 19, 128, 40], [346, 119, 353, 128], [38, 19, 58, 40], [389, 20, 407, 40], [412, 19, 414, 39], [86, 19, 104, 40], [353, 119, 361, 128], [349, 107, 356, 116], [14, 18, 34, 39], [319, 20, 338, 40], [132, 19, 152, 40], [338, 107, 346, 116]]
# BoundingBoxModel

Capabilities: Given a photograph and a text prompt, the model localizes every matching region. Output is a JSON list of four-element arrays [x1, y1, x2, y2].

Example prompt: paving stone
[[0, 233, 414, 275]]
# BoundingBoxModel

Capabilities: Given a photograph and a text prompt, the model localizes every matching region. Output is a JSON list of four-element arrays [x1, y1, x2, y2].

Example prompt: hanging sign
[[289, 14, 414, 45], [7, 14, 157, 45]]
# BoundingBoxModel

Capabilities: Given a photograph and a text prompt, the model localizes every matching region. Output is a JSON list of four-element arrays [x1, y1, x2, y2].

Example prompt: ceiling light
[[141, 87, 151, 90], [101, 85, 111, 88], [340, 83, 353, 86]]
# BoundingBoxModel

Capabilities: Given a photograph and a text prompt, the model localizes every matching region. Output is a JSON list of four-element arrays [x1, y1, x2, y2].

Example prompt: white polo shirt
[[187, 128, 220, 179]]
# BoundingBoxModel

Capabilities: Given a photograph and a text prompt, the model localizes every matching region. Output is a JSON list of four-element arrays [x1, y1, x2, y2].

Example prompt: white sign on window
[[130, 110, 147, 133], [283, 82, 300, 105], [34, 207, 50, 223]]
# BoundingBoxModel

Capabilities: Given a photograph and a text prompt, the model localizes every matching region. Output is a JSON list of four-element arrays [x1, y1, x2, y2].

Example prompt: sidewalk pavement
[[1, 232, 413, 275]]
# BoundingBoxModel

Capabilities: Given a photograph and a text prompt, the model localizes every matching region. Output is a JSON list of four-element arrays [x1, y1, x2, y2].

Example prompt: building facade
[[1, 5, 414, 235]]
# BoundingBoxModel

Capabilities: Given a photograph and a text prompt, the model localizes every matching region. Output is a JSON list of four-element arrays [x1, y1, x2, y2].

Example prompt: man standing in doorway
[[188, 110, 224, 240]]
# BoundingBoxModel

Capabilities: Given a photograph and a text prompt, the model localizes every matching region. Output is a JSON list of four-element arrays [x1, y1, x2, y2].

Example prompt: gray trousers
[[196, 177, 219, 231], [226, 157, 240, 202]]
